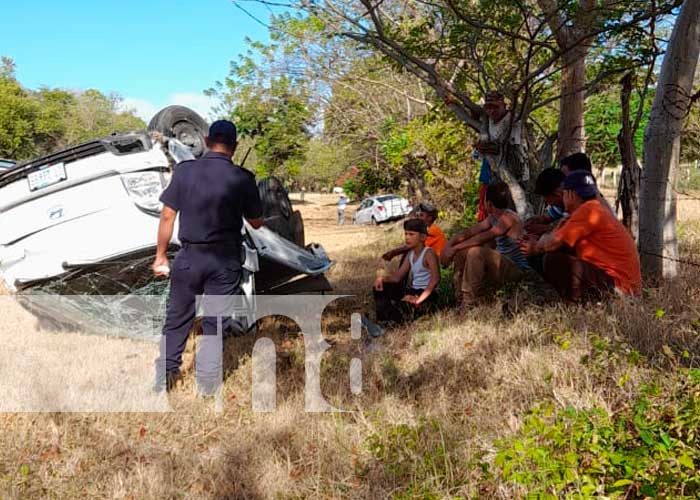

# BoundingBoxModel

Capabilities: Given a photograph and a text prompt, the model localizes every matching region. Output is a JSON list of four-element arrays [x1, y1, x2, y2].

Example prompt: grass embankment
[[1, 217, 700, 499]]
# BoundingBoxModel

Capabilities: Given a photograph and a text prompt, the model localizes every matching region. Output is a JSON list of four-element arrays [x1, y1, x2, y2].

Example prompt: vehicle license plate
[[28, 163, 67, 191]]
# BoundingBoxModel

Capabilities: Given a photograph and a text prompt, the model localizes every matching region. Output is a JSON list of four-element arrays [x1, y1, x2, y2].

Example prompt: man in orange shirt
[[382, 202, 446, 260], [520, 171, 641, 301]]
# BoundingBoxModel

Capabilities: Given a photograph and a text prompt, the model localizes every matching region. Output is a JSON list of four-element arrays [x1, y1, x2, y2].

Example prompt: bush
[[493, 369, 700, 499]]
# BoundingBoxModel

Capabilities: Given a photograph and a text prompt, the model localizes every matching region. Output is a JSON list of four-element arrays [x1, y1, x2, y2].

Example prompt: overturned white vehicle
[[0, 106, 332, 338]]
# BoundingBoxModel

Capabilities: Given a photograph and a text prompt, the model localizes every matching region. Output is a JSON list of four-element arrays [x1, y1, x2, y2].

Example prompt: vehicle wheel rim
[[172, 121, 205, 157]]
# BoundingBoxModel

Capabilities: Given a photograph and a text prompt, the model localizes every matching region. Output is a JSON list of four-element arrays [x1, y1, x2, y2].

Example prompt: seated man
[[525, 167, 567, 236], [519, 171, 641, 301], [441, 182, 531, 308], [374, 219, 440, 324], [560, 152, 615, 214], [382, 201, 446, 261]]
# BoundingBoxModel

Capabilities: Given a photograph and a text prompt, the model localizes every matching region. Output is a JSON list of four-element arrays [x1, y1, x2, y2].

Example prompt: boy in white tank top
[[373, 219, 441, 325]]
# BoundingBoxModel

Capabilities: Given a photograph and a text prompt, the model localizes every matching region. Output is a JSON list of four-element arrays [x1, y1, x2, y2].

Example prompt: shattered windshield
[[18, 249, 174, 341]]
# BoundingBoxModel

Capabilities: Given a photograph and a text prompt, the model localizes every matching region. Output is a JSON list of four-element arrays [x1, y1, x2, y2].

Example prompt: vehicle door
[[356, 199, 370, 224]]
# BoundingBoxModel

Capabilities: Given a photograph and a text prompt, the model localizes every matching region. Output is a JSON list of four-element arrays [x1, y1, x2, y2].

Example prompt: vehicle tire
[[371, 216, 378, 226], [261, 214, 294, 241], [291, 210, 305, 247], [148, 106, 208, 158], [258, 177, 296, 242], [258, 177, 293, 220]]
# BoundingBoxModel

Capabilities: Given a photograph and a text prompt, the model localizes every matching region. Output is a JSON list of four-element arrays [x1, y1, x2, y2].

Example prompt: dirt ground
[[0, 193, 401, 413], [2, 191, 700, 498], [289, 192, 395, 255]]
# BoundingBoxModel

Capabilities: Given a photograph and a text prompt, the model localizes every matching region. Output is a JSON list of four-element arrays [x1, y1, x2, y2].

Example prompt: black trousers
[[158, 245, 242, 376], [543, 252, 614, 302], [373, 283, 436, 323]]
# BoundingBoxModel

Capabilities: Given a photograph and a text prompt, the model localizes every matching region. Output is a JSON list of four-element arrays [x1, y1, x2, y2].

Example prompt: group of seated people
[[373, 152, 642, 324]]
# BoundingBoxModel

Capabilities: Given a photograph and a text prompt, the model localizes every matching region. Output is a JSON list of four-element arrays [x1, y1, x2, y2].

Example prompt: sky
[[0, 0, 274, 121]]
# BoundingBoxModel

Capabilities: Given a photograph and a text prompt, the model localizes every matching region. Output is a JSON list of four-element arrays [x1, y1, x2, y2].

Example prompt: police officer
[[152, 120, 263, 393]]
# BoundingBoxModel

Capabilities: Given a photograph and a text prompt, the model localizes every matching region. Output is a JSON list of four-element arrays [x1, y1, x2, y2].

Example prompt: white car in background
[[353, 194, 412, 225]]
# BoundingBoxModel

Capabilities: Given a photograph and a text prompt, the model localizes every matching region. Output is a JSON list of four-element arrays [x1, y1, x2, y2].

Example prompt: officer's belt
[[181, 240, 239, 249]]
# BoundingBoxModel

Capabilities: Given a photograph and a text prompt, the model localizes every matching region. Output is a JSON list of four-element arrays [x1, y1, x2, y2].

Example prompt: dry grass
[[1, 194, 700, 499]]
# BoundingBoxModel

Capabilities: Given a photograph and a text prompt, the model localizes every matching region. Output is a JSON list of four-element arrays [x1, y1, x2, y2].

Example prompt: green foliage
[[494, 370, 700, 499], [585, 88, 652, 168], [65, 89, 144, 145], [434, 266, 457, 308], [459, 172, 481, 229], [0, 58, 144, 161], [298, 139, 352, 190], [363, 418, 467, 497], [229, 77, 313, 182], [351, 161, 401, 199], [0, 76, 39, 159], [207, 30, 315, 184], [342, 178, 359, 199]]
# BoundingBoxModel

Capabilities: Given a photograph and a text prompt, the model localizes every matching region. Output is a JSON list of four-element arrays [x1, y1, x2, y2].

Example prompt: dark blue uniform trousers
[[157, 244, 242, 385]]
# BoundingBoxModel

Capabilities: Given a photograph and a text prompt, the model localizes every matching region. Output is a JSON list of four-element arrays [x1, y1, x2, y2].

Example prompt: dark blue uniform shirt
[[159, 151, 263, 244]]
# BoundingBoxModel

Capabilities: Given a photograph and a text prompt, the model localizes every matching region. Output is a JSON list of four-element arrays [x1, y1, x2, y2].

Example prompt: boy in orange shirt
[[520, 171, 641, 301], [382, 202, 446, 260]]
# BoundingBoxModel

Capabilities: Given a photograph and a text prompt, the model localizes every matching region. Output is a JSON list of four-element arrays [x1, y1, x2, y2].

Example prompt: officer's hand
[[152, 255, 170, 277]]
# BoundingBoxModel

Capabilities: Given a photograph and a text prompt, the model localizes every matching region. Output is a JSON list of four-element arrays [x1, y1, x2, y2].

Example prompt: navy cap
[[564, 170, 598, 198], [403, 218, 429, 235], [208, 120, 237, 146]]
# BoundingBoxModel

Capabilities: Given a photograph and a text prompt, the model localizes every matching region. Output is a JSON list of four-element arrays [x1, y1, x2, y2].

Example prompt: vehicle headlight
[[121, 171, 167, 213]]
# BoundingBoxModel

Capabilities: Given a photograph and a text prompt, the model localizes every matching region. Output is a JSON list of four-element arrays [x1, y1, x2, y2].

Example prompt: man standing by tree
[[474, 92, 529, 217]]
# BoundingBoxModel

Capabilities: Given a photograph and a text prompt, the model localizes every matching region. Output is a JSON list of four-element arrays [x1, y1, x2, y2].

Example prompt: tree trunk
[[639, 0, 700, 280], [558, 46, 588, 158], [616, 73, 642, 240], [484, 151, 533, 219]]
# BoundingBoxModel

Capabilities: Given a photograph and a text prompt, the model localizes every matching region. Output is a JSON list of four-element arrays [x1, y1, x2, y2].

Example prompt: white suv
[[0, 107, 332, 336]]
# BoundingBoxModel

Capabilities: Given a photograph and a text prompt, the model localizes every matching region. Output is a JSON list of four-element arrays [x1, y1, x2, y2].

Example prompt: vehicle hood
[[245, 222, 333, 276]]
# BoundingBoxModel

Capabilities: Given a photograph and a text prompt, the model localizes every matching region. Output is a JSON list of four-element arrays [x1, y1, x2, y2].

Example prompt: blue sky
[[1, 0, 274, 120]]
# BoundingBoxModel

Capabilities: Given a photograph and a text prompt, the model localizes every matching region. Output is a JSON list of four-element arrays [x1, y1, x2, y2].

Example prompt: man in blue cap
[[520, 170, 641, 301], [152, 120, 264, 393]]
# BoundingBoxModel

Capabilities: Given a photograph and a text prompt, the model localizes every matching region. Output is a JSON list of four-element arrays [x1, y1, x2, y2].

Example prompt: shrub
[[493, 369, 700, 499]]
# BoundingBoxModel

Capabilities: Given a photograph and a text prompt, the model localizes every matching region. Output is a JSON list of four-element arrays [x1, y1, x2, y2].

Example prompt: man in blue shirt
[[525, 167, 567, 236], [152, 120, 264, 393]]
